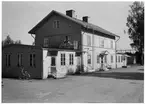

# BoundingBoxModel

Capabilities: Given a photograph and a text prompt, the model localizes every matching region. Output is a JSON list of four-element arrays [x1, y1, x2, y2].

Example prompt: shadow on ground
[[73, 71, 144, 80], [138, 69, 144, 71]]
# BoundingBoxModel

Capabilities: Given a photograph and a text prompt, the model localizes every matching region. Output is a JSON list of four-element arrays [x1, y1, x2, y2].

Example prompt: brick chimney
[[66, 10, 75, 18], [82, 16, 89, 22]]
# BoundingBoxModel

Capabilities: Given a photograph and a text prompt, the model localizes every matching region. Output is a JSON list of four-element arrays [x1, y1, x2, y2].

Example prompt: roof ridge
[[28, 10, 120, 38]]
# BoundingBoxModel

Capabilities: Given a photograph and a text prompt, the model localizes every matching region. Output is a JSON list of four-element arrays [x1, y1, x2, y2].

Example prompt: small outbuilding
[[2, 44, 81, 79]]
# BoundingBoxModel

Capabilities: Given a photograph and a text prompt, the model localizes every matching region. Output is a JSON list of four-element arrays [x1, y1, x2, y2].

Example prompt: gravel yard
[[2, 65, 144, 103]]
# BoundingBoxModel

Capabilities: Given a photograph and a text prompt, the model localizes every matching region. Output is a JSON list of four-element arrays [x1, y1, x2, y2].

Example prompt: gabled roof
[[28, 10, 119, 38]]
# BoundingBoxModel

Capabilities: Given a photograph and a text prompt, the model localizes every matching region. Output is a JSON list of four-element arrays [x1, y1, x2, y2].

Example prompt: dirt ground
[[2, 65, 144, 103]]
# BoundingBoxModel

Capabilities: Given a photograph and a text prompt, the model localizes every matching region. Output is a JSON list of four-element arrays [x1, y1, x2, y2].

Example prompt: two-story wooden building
[[29, 10, 120, 71], [2, 10, 122, 79]]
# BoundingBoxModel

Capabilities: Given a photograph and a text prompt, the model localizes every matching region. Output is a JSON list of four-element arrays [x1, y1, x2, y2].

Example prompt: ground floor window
[[104, 55, 107, 63], [51, 57, 56, 66], [61, 53, 65, 66], [5, 54, 11, 67], [118, 56, 120, 63], [121, 56, 123, 62], [97, 55, 100, 63], [17, 53, 23, 67], [87, 54, 91, 64], [111, 55, 113, 63], [69, 54, 74, 65], [30, 53, 36, 67]]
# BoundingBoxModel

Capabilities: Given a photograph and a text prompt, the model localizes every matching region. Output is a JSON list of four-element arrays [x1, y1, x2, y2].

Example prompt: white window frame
[[69, 54, 74, 65], [61, 53, 65, 66]]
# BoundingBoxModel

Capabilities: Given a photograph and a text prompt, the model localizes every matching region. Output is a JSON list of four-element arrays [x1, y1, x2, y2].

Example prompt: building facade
[[3, 10, 126, 79], [29, 10, 120, 72]]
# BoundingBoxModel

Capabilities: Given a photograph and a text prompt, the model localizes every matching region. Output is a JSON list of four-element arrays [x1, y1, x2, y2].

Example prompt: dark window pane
[[51, 57, 56, 66]]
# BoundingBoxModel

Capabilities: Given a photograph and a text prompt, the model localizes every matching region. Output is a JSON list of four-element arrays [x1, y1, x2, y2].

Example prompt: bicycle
[[19, 66, 31, 80]]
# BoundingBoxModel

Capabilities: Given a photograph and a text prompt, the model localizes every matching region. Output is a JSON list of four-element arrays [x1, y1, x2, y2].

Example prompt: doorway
[[51, 57, 57, 77]]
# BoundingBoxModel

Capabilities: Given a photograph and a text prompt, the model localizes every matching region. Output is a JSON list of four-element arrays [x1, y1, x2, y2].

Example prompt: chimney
[[66, 10, 75, 18], [82, 16, 89, 22]]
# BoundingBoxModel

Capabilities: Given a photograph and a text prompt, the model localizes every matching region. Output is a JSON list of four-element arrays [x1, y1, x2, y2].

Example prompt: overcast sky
[[2, 1, 133, 49]]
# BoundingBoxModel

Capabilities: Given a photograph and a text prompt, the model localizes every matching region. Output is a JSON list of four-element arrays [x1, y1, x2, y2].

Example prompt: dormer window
[[53, 20, 60, 28]]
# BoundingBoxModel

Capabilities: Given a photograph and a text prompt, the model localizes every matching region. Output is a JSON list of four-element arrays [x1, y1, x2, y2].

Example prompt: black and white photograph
[[2, 1, 144, 103]]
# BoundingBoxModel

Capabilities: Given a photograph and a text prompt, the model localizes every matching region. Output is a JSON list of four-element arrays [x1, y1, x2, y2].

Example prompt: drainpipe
[[81, 30, 85, 72], [92, 29, 95, 71], [115, 36, 120, 68]]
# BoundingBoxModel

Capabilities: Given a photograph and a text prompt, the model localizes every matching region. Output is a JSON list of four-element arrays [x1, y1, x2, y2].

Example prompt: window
[[5, 54, 11, 67], [44, 38, 49, 47], [104, 55, 107, 63], [73, 41, 78, 49], [65, 36, 70, 41], [111, 55, 113, 63], [87, 35, 91, 46], [17, 53, 22, 67], [100, 39, 104, 48], [30, 53, 36, 67], [51, 57, 56, 66], [111, 40, 113, 49], [53, 20, 60, 28], [121, 56, 124, 62], [97, 55, 100, 63], [87, 54, 91, 64], [118, 56, 120, 63], [69, 54, 74, 65], [61, 53, 65, 65]]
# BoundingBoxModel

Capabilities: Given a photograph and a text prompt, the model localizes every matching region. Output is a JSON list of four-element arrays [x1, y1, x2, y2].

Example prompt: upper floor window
[[44, 38, 49, 47], [5, 54, 11, 67], [73, 41, 78, 49], [65, 36, 70, 42], [17, 53, 23, 67], [87, 35, 91, 46], [69, 54, 74, 65], [100, 39, 104, 48], [53, 20, 60, 28], [61, 53, 65, 66], [111, 40, 113, 49], [30, 53, 36, 67]]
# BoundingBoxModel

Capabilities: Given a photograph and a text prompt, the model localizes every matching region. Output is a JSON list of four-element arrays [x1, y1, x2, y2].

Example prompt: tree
[[126, 1, 144, 65], [2, 35, 22, 47], [15, 40, 21, 44]]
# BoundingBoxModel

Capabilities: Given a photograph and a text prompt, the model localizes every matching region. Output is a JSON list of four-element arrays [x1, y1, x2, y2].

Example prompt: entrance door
[[51, 57, 57, 77]]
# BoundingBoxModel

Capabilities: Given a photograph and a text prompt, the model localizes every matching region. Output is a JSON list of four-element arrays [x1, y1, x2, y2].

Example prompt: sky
[[2, 1, 133, 50]]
